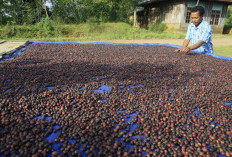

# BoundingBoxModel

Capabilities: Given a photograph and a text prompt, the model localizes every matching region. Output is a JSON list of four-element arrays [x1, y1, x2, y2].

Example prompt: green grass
[[212, 34, 232, 39], [53, 23, 186, 40], [214, 46, 232, 58]]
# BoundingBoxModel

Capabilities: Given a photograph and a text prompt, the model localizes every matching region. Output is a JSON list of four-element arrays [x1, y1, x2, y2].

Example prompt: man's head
[[190, 6, 205, 27]]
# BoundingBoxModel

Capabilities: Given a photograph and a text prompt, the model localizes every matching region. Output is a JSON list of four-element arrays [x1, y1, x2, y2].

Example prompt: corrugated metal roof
[[138, 0, 232, 6], [138, 0, 165, 6], [213, 0, 232, 2]]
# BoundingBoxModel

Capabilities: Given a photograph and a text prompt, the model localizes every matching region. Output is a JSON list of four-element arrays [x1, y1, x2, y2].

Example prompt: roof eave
[[138, 0, 166, 7]]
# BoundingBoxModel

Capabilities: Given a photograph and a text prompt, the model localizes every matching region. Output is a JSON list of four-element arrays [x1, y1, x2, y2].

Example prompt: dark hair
[[191, 6, 205, 16]]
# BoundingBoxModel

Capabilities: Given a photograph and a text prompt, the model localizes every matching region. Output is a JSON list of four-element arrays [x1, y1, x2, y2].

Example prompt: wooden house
[[136, 0, 232, 33]]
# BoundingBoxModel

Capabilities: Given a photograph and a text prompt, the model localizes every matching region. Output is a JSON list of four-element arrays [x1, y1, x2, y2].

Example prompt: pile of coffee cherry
[[0, 43, 231, 157]]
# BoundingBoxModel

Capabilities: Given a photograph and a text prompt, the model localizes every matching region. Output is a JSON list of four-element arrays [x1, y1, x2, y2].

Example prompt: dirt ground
[[0, 41, 28, 59]]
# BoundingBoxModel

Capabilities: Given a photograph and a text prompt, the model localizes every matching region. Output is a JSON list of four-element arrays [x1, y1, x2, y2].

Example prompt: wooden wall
[[136, 0, 229, 33]]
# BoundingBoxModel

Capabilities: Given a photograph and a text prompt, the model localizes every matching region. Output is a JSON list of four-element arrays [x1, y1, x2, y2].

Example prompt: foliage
[[51, 0, 86, 24], [225, 6, 232, 25], [0, 0, 48, 25], [1, 0, 143, 25], [43, 18, 54, 36], [5, 21, 16, 38], [87, 18, 105, 33], [148, 23, 168, 33]]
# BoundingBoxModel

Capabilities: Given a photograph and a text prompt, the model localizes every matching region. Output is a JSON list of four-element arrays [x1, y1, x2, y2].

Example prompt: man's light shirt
[[185, 19, 214, 54]]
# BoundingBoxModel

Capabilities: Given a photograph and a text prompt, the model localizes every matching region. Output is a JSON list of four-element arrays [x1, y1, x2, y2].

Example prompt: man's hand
[[175, 39, 191, 54], [175, 47, 190, 54], [181, 47, 190, 53], [174, 49, 181, 52]]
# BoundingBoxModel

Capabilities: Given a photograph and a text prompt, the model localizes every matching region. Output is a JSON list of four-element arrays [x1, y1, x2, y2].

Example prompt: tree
[[21, 1, 44, 24], [51, 0, 87, 23], [1, 0, 143, 25], [1, 0, 50, 25], [38, 0, 49, 18], [104, 0, 143, 22], [116, 0, 142, 22], [225, 5, 232, 25], [50, 0, 143, 23], [3, 0, 23, 24], [0, 0, 7, 25]]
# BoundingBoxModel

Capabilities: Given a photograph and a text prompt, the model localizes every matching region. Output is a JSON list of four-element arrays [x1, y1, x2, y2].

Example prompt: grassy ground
[[1, 22, 232, 57], [214, 46, 232, 58]]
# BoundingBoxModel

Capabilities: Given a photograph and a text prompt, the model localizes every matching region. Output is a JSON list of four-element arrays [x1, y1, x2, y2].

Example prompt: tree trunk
[[40, 0, 49, 18]]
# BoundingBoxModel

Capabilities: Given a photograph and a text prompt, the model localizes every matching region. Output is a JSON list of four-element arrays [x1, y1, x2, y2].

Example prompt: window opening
[[210, 10, 220, 25], [185, 7, 192, 23]]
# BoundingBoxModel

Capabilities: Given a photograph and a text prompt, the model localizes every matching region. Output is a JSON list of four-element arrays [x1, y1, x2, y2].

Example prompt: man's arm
[[182, 39, 190, 48], [188, 40, 204, 50], [181, 39, 190, 53], [175, 24, 191, 53], [176, 40, 204, 53]]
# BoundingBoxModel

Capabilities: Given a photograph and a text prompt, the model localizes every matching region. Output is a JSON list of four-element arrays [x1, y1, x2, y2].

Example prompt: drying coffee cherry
[[0, 43, 231, 156]]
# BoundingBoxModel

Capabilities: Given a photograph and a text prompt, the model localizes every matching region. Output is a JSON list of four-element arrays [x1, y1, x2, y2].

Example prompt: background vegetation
[[0, 22, 184, 41], [0, 1, 232, 57], [1, 0, 232, 40]]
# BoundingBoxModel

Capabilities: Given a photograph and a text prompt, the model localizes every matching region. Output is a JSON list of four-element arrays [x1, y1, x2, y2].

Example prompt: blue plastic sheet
[[224, 102, 232, 108], [0, 41, 231, 157], [47, 86, 55, 90], [93, 85, 111, 94]]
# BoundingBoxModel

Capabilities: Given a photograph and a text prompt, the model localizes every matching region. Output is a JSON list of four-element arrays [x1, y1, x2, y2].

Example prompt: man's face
[[191, 11, 203, 27]]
